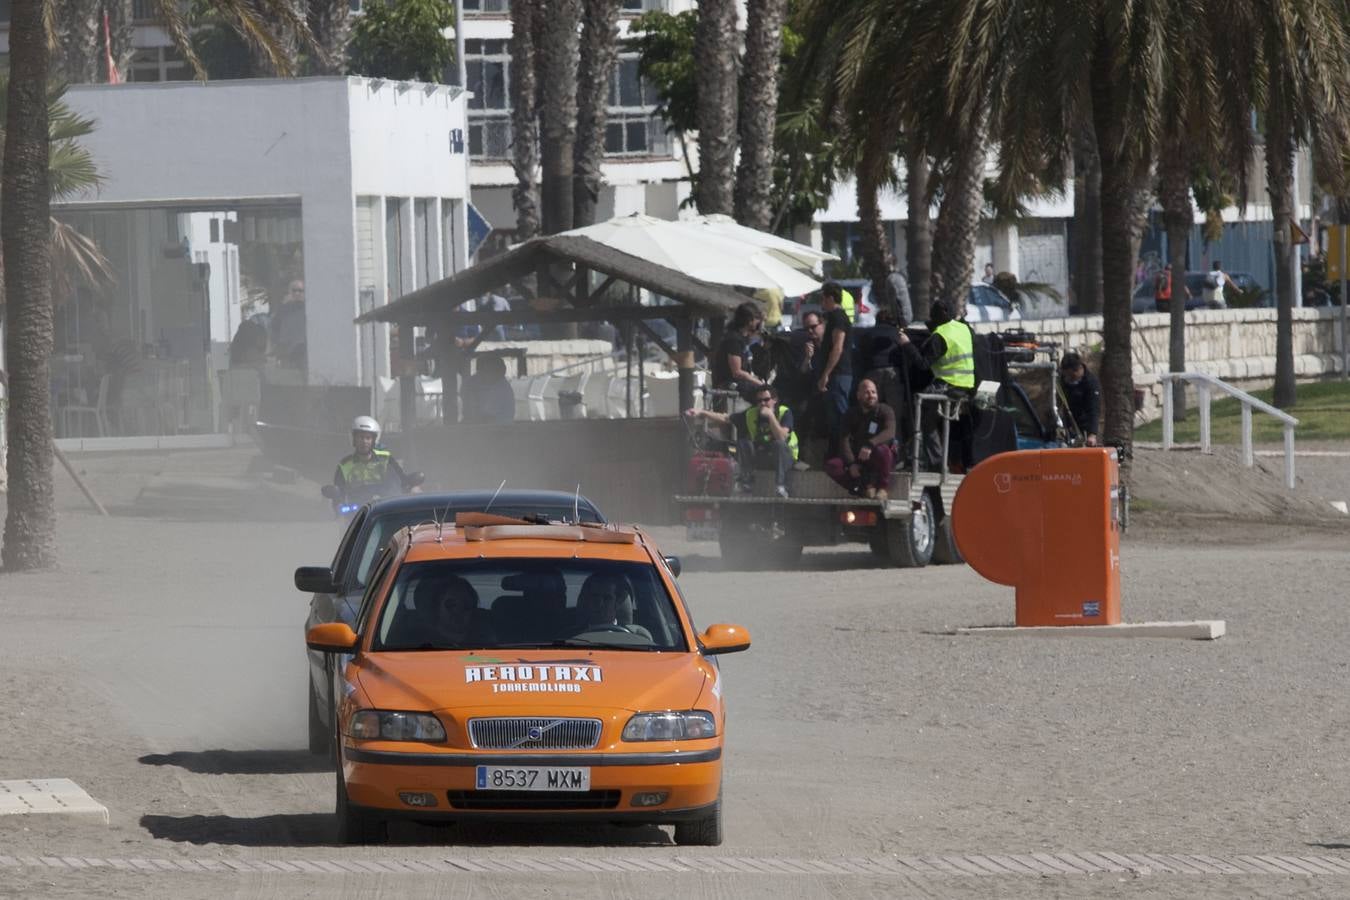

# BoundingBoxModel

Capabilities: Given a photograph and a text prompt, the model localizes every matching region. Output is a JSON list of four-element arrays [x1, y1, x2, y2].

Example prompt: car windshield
[[372, 558, 687, 652], [349, 504, 603, 590]]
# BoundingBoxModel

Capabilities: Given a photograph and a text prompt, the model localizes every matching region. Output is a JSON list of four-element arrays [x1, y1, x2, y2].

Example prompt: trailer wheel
[[884, 491, 935, 568], [931, 516, 964, 565], [718, 527, 758, 570]]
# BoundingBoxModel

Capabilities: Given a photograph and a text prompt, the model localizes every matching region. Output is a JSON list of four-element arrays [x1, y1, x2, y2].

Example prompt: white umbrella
[[679, 214, 838, 272], [562, 214, 823, 295]]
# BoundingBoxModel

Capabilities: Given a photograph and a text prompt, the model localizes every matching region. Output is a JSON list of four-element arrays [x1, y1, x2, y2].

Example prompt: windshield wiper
[[491, 640, 663, 651]]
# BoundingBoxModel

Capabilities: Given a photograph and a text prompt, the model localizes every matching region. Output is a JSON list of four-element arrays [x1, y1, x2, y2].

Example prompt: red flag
[[103, 12, 122, 84]]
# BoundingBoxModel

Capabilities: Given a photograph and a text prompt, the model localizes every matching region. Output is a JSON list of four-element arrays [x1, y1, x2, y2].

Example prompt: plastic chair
[[60, 374, 110, 438]]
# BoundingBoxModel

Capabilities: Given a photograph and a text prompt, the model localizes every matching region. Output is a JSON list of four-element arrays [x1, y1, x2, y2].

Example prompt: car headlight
[[347, 710, 446, 742], [622, 711, 717, 741]]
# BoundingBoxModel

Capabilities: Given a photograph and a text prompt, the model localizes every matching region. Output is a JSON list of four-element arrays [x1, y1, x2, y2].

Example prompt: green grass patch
[[1136, 380, 1350, 443]]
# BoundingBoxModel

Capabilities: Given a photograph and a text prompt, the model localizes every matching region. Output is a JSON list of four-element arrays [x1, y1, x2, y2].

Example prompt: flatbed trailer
[[675, 392, 968, 569]]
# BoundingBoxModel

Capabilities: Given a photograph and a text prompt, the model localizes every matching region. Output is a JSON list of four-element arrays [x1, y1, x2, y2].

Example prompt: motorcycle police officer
[[330, 416, 421, 506]]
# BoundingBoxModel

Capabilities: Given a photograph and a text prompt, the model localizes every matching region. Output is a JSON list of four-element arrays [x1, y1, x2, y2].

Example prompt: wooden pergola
[[355, 233, 750, 422]]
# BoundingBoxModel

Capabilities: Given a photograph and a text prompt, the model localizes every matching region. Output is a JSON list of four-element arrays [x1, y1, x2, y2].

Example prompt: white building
[[461, 0, 697, 239], [54, 77, 469, 435]]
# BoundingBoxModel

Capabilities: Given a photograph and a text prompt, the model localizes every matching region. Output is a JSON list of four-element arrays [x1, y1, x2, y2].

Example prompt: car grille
[[468, 717, 603, 750], [447, 790, 620, 811]]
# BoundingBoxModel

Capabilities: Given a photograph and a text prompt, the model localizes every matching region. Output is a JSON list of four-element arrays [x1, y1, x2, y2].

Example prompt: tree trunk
[[856, 154, 895, 317], [54, 0, 100, 83], [930, 138, 985, 314], [107, 0, 135, 77], [3, 0, 57, 571], [733, 0, 787, 230], [306, 0, 352, 75], [1158, 152, 1190, 421], [906, 148, 933, 322], [509, 0, 541, 240], [1266, 106, 1297, 409], [573, 0, 622, 228], [1071, 120, 1104, 314], [1091, 55, 1147, 458], [540, 0, 582, 235], [694, 0, 738, 216]]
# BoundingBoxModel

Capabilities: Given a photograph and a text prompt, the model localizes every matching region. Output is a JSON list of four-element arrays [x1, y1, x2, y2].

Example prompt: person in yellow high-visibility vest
[[898, 298, 976, 471], [838, 287, 856, 322], [685, 384, 798, 498]]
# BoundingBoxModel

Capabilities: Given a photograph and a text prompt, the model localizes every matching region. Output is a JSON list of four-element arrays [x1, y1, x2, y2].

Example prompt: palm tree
[[1070, 122, 1103, 315], [3, 0, 314, 571], [1238, 1, 1350, 409], [509, 0, 541, 240], [307, 0, 353, 74], [539, 0, 582, 234], [573, 0, 622, 229], [3, 0, 58, 570], [693, 0, 738, 215], [905, 147, 933, 321], [734, 0, 788, 230]]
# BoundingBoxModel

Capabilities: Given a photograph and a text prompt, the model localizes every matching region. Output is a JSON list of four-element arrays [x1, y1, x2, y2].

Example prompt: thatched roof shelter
[[357, 233, 753, 419]]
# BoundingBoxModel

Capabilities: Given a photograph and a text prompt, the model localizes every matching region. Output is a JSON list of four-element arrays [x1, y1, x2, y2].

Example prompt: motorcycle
[[321, 471, 426, 519]]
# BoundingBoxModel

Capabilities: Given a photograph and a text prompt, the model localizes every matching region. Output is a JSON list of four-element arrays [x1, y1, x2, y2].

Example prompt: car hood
[[355, 649, 711, 716]]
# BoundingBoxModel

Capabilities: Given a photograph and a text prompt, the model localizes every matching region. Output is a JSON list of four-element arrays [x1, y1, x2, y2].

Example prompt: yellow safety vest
[[746, 405, 799, 459], [931, 320, 975, 389], [840, 289, 856, 322], [338, 449, 393, 486]]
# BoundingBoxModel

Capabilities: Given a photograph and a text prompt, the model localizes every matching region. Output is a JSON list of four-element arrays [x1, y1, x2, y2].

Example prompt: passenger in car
[[393, 574, 494, 648]]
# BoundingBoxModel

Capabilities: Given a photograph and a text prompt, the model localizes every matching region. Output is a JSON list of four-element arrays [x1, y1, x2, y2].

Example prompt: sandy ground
[[0, 442, 1348, 898]]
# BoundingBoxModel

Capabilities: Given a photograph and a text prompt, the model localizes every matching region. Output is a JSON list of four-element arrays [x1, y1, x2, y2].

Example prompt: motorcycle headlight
[[347, 710, 446, 742], [621, 711, 717, 742]]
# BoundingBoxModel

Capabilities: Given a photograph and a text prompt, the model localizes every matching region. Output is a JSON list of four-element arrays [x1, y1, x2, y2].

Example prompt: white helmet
[[352, 415, 381, 439]]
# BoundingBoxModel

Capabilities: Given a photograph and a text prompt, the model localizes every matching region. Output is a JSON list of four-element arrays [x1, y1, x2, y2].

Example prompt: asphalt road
[[1, 447, 1349, 899]]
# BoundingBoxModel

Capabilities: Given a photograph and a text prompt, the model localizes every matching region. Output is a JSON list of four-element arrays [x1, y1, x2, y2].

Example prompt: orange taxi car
[[305, 514, 751, 845]]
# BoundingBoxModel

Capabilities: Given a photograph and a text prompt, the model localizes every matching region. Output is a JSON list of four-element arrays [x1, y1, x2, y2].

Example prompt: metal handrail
[[1157, 372, 1300, 489]]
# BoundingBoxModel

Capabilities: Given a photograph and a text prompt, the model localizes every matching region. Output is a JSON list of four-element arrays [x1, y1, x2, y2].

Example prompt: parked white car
[[966, 283, 1021, 322]]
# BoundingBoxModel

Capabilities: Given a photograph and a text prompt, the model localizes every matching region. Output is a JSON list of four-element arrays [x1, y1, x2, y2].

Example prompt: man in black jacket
[[1059, 352, 1101, 446]]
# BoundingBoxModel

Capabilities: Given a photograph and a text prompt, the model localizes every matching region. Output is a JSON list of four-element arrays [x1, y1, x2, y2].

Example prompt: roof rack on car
[[458, 516, 639, 545]]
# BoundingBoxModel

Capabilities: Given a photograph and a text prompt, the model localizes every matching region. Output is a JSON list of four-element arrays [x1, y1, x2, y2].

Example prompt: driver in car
[[575, 573, 652, 640], [330, 415, 422, 507]]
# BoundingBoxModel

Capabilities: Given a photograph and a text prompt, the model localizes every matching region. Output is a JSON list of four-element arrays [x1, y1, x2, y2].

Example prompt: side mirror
[[306, 622, 359, 653], [294, 565, 338, 594], [663, 555, 682, 578], [700, 623, 750, 655], [320, 484, 339, 500]]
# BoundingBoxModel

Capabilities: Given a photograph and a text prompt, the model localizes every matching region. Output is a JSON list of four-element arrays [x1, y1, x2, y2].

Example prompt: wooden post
[[396, 322, 413, 442], [433, 318, 459, 425], [676, 316, 695, 416]]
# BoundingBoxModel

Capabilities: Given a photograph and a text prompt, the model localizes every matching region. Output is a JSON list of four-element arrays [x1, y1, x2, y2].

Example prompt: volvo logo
[[509, 720, 563, 749]]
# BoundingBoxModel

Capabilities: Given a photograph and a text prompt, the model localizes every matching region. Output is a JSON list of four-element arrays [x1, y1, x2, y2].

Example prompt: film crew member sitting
[[825, 378, 898, 501], [685, 384, 799, 498]]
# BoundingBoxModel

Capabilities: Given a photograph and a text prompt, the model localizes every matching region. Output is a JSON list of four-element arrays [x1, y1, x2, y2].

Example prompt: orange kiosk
[[952, 448, 1123, 627]]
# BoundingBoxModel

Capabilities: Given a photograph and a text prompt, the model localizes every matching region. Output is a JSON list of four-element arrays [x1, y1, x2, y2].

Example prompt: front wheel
[[336, 769, 387, 845], [673, 799, 723, 847]]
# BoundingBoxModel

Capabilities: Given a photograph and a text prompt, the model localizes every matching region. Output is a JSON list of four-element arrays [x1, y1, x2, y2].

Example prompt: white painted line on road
[[5, 850, 1350, 878], [0, 779, 108, 825]]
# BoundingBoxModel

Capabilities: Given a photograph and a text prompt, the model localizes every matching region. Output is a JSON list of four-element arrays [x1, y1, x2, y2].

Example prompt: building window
[[464, 0, 510, 11], [466, 39, 513, 159], [620, 0, 667, 11], [127, 45, 189, 82], [605, 53, 668, 157]]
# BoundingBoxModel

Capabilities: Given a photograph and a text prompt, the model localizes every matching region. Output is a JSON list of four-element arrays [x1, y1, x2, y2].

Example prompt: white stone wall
[[974, 308, 1348, 423]]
